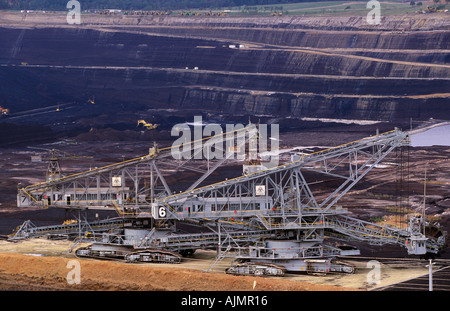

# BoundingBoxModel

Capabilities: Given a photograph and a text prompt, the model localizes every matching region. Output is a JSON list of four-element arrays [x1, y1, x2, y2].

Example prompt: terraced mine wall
[[0, 13, 449, 125]]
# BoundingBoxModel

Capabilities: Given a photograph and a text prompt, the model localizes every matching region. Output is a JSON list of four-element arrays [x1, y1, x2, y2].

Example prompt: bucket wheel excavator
[[14, 123, 447, 275]]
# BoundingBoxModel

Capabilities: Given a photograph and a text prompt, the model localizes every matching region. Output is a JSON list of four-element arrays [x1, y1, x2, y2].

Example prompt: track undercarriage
[[125, 249, 182, 263], [224, 259, 355, 276], [226, 261, 286, 276], [75, 244, 182, 264]]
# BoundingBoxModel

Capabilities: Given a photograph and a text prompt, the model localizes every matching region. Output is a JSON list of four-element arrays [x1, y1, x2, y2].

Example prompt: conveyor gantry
[[14, 125, 446, 274]]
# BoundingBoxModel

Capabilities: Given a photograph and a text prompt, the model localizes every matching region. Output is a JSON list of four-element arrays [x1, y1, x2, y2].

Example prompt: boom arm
[[326, 214, 445, 255], [159, 129, 411, 224]]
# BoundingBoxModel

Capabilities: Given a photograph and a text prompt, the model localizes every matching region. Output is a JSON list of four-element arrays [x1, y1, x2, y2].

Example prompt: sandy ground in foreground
[[0, 238, 433, 291], [0, 253, 348, 291]]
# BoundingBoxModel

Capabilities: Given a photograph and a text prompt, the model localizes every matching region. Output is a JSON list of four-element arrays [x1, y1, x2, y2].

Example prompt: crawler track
[[225, 261, 286, 276], [75, 245, 183, 264], [125, 249, 182, 264]]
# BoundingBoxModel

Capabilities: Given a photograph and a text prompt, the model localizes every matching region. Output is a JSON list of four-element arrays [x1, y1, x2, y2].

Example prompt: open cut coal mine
[[0, 11, 449, 292], [0, 12, 449, 145]]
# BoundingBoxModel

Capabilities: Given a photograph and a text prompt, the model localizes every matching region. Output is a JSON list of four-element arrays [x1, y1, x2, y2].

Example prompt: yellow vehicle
[[0, 107, 9, 116], [137, 120, 159, 130]]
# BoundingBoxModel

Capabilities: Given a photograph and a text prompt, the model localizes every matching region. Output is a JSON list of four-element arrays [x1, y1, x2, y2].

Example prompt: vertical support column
[[121, 169, 125, 204], [135, 165, 139, 207], [150, 163, 154, 203], [294, 169, 302, 217], [217, 222, 221, 257], [427, 259, 434, 291]]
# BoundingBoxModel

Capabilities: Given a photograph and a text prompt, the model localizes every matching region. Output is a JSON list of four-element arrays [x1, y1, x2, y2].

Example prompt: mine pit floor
[[0, 238, 437, 291]]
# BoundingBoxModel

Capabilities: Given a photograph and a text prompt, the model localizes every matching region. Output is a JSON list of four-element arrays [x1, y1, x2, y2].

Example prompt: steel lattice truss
[[160, 129, 410, 226], [17, 124, 258, 212], [15, 127, 446, 256]]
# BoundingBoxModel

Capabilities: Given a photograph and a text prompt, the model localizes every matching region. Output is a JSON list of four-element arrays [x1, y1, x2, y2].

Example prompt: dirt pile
[[0, 253, 357, 291]]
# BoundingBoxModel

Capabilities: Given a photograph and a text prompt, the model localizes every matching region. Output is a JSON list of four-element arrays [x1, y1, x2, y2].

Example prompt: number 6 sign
[[152, 203, 167, 219]]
